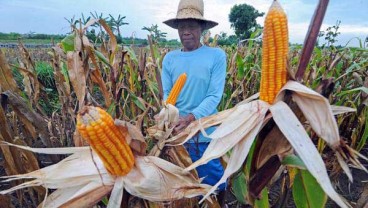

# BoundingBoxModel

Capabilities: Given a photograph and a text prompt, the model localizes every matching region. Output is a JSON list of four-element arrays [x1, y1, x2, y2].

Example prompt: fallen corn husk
[[0, 119, 210, 208], [177, 80, 364, 208]]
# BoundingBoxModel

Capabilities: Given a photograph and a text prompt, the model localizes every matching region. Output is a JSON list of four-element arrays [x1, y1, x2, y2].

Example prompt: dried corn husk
[[0, 118, 210, 208], [178, 81, 361, 208]]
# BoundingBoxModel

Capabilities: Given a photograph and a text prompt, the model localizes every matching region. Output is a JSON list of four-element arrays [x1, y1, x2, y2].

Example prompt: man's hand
[[173, 114, 195, 135]]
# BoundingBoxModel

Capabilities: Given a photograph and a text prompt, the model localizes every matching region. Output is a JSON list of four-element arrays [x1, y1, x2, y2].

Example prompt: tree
[[142, 24, 167, 43], [108, 14, 129, 39], [229, 4, 264, 39]]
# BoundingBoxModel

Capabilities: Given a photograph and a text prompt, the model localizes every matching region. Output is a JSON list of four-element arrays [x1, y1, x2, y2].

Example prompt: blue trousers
[[184, 142, 226, 191]]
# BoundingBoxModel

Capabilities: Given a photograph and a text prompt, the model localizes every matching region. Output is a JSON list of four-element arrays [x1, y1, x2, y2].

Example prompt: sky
[[0, 0, 367, 46]]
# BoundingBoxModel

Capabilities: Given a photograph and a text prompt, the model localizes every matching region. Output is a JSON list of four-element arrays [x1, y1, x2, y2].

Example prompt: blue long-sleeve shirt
[[161, 45, 226, 142]]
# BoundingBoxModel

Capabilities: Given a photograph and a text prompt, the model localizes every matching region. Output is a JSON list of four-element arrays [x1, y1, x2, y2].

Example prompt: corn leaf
[[61, 34, 75, 53], [281, 154, 307, 170], [236, 52, 245, 79], [337, 86, 368, 97], [356, 111, 368, 151], [293, 169, 327, 208], [254, 188, 269, 208], [231, 172, 248, 205], [94, 50, 110, 66]]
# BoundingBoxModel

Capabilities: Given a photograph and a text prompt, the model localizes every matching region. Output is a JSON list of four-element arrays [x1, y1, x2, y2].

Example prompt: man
[[162, 0, 227, 199]]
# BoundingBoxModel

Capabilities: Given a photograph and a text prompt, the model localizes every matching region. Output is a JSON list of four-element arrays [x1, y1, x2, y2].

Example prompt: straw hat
[[163, 0, 218, 30]]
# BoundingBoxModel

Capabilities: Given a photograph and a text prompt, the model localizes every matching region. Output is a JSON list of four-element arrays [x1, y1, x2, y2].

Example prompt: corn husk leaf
[[166, 108, 233, 145], [107, 177, 124, 208], [269, 101, 350, 208], [0, 143, 210, 207], [114, 119, 147, 156], [45, 182, 111, 208], [124, 156, 210, 201], [186, 100, 269, 172], [166, 93, 261, 146], [278, 81, 366, 179], [198, 112, 265, 203], [57, 185, 113, 208], [147, 104, 179, 141], [277, 81, 343, 149]]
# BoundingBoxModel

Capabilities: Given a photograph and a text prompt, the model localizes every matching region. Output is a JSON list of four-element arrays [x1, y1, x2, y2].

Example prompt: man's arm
[[191, 50, 227, 119], [161, 55, 173, 101]]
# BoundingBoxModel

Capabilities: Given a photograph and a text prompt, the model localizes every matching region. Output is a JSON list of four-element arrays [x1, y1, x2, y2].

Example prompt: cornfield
[[0, 2, 367, 208]]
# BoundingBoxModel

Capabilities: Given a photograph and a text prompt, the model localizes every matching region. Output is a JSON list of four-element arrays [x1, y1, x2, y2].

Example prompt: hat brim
[[163, 18, 218, 30]]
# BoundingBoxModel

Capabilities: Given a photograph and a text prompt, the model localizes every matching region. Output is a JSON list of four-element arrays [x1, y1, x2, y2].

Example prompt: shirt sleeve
[[161, 54, 173, 101], [191, 50, 226, 119]]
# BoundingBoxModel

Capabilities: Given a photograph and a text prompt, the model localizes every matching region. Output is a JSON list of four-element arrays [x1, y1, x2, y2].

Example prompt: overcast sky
[[0, 0, 367, 46]]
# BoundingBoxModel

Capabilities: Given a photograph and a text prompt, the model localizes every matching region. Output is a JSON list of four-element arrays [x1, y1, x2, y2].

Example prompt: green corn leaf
[[356, 109, 368, 151], [254, 188, 269, 208], [236, 53, 245, 79], [231, 172, 248, 205], [337, 86, 368, 97], [94, 50, 110, 66], [282, 154, 307, 169], [61, 34, 75, 52], [293, 169, 327, 208]]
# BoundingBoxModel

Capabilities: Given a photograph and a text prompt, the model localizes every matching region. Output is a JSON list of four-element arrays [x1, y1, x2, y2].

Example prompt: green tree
[[108, 14, 129, 39], [229, 4, 264, 39], [142, 24, 167, 43], [217, 32, 238, 46]]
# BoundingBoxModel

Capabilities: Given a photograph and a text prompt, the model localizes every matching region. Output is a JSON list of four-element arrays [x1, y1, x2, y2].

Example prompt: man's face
[[177, 19, 203, 51]]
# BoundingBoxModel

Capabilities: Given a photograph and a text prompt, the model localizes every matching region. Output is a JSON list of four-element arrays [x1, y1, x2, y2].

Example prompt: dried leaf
[[278, 81, 341, 149], [72, 130, 89, 147], [1, 91, 50, 146], [85, 43, 112, 108], [99, 19, 117, 65], [269, 101, 350, 208], [114, 119, 147, 156], [0, 50, 19, 93], [12, 139, 40, 174], [67, 51, 87, 109]]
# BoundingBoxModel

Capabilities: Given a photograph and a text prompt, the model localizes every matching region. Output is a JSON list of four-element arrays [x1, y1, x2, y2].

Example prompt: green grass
[[0, 39, 63, 44]]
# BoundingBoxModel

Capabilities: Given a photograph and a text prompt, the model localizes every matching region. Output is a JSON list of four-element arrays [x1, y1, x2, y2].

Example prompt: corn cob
[[77, 106, 134, 176], [260, 0, 289, 104], [166, 73, 187, 105]]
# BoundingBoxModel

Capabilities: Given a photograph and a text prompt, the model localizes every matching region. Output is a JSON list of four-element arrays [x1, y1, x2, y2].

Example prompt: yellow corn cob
[[260, 0, 289, 104], [166, 73, 187, 105], [76, 106, 134, 176]]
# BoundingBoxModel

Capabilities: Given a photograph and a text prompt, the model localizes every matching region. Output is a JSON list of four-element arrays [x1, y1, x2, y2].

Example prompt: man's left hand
[[173, 114, 195, 135]]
